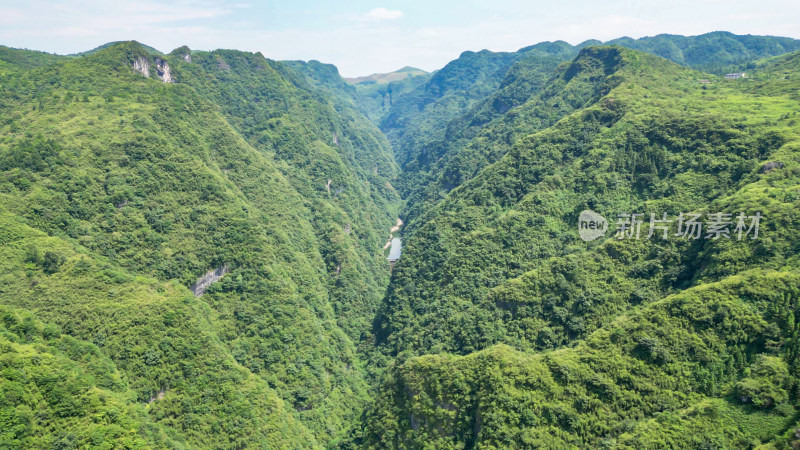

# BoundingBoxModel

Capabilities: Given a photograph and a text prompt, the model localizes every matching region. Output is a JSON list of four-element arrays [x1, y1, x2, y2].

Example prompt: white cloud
[[361, 8, 404, 21]]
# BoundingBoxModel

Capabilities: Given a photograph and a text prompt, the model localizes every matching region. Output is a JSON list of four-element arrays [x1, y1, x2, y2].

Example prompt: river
[[387, 237, 402, 261]]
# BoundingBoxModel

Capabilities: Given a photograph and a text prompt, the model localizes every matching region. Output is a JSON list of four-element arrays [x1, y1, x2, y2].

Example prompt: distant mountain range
[[344, 66, 429, 85]]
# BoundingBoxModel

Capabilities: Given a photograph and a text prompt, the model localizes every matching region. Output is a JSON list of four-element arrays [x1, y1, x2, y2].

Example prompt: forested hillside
[[606, 31, 800, 72], [376, 32, 800, 227], [1, 32, 800, 449], [360, 45, 800, 448], [0, 41, 398, 447]]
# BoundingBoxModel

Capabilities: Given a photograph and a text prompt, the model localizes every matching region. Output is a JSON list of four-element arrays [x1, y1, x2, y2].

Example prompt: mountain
[[381, 32, 800, 226], [283, 59, 363, 109], [2, 31, 800, 449], [365, 271, 800, 448], [345, 66, 428, 85], [360, 46, 800, 447], [390, 40, 586, 224], [0, 45, 68, 68], [606, 31, 800, 72], [380, 48, 526, 170], [76, 40, 165, 57], [343, 67, 431, 122], [0, 41, 398, 447]]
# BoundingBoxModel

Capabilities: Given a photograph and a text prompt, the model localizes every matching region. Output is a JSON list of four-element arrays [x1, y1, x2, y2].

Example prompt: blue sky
[[0, 0, 798, 76]]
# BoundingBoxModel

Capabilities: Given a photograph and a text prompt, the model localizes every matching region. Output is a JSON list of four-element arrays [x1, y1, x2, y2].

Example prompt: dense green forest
[[1, 32, 800, 448], [0, 41, 398, 447], [366, 32, 800, 228]]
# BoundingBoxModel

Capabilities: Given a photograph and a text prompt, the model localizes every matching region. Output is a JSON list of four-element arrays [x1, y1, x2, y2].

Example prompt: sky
[[0, 0, 799, 77]]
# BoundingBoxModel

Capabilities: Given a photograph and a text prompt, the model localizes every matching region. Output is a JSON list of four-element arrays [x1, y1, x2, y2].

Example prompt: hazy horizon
[[1, 0, 799, 77]]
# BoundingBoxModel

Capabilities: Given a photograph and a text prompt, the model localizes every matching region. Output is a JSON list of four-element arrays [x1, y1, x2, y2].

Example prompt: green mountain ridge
[[365, 269, 800, 448], [344, 67, 428, 85], [0, 45, 69, 69], [343, 67, 432, 123], [76, 41, 166, 57], [378, 32, 800, 228]]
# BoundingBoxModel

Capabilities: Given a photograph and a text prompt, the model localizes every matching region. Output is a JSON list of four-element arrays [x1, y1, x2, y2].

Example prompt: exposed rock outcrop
[[189, 264, 230, 297], [147, 388, 167, 404], [133, 56, 150, 78], [169, 45, 192, 63], [154, 58, 173, 83], [132, 55, 174, 83], [216, 56, 230, 70], [761, 161, 784, 173]]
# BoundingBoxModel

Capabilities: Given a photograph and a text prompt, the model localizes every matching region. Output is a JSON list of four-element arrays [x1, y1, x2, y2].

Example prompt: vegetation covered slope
[[380, 48, 529, 172], [0, 213, 315, 448], [345, 67, 430, 122], [283, 59, 363, 110], [359, 46, 800, 447], [168, 47, 400, 343], [398, 41, 601, 225], [383, 33, 800, 227], [366, 270, 800, 448], [0, 45, 68, 69], [0, 41, 399, 447], [606, 31, 800, 73]]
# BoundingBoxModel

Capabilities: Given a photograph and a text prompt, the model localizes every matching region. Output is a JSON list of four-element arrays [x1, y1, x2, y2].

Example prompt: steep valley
[[1, 32, 800, 448]]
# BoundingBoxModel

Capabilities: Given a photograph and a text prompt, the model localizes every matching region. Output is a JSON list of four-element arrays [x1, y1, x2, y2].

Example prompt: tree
[[736, 355, 790, 408], [42, 251, 65, 274]]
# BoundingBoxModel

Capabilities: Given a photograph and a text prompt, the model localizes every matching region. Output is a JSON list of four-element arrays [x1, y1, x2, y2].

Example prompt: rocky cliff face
[[155, 57, 173, 83], [132, 55, 173, 82], [189, 264, 230, 296], [133, 55, 149, 77]]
